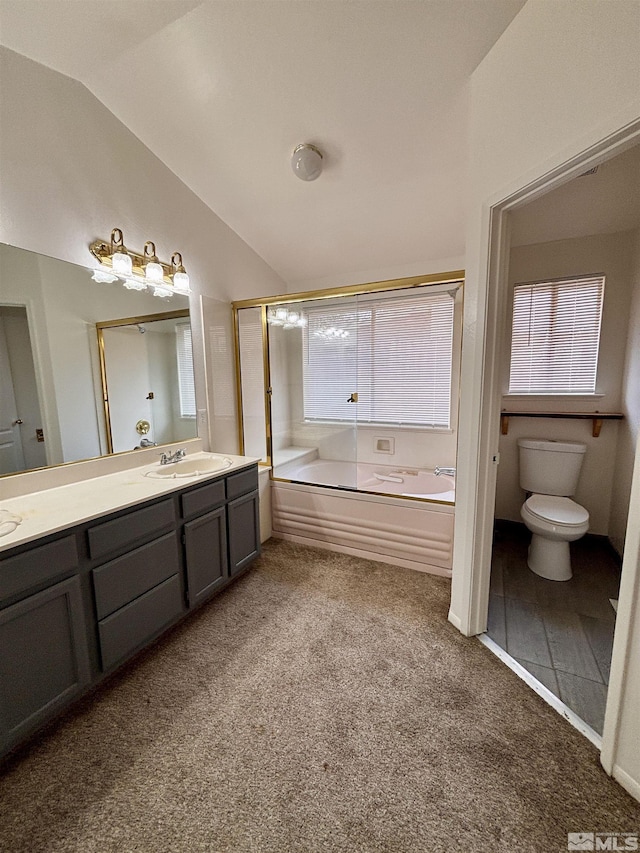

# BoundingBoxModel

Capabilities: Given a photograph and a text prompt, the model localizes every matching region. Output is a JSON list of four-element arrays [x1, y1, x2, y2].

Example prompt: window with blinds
[[302, 289, 456, 428], [176, 323, 196, 417], [508, 275, 605, 395]]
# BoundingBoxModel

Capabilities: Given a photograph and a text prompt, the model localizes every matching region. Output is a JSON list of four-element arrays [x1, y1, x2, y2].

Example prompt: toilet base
[[527, 534, 573, 581]]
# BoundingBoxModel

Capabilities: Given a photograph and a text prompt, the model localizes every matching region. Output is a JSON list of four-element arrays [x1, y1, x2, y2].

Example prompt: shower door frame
[[232, 270, 465, 484]]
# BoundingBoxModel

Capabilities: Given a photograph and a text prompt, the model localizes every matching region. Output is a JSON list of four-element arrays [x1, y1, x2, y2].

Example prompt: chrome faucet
[[160, 448, 187, 465], [434, 466, 456, 477]]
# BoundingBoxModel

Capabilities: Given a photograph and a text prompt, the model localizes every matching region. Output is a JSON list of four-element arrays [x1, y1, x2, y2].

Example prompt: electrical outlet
[[198, 409, 207, 426]]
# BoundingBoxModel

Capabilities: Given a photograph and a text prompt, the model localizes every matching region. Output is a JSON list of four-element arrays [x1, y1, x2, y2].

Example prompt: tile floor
[[487, 521, 621, 734]]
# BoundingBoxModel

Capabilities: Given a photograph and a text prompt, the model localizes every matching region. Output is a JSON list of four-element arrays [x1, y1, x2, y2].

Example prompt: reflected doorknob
[[12, 419, 23, 425]]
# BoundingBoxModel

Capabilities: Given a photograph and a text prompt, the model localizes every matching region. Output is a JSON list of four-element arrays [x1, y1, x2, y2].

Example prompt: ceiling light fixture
[[291, 143, 323, 181], [89, 228, 191, 297]]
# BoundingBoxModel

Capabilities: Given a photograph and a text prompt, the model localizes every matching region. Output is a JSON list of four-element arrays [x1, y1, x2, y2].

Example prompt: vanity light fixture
[[91, 269, 118, 284], [171, 252, 190, 293], [89, 228, 191, 297], [104, 228, 132, 276], [266, 306, 307, 328], [313, 326, 349, 340], [143, 241, 165, 284]]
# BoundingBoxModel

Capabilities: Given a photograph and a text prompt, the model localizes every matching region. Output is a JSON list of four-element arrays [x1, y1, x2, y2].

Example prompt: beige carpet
[[1, 539, 638, 852]]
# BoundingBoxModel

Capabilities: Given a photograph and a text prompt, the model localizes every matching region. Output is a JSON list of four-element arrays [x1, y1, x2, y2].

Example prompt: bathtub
[[274, 458, 455, 502], [271, 458, 455, 577]]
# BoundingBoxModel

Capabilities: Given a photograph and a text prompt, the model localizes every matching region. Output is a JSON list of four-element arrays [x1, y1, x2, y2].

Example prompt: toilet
[[517, 438, 590, 581]]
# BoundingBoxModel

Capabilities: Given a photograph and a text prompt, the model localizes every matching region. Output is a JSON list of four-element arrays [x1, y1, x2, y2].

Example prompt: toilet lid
[[525, 495, 589, 526]]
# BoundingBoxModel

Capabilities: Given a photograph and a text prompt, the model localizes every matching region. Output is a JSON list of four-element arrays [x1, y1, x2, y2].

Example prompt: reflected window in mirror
[[97, 312, 196, 454]]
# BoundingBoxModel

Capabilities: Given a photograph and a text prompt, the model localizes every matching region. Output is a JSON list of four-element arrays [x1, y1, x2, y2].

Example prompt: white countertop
[[0, 453, 259, 553]]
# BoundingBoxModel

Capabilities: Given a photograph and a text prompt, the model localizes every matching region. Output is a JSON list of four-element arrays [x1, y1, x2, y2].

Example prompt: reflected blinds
[[176, 323, 196, 417], [508, 275, 605, 395], [303, 290, 455, 427]]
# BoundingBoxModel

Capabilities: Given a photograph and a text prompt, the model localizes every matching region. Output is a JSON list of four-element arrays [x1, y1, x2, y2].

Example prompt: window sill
[[302, 420, 454, 434], [503, 393, 605, 400]]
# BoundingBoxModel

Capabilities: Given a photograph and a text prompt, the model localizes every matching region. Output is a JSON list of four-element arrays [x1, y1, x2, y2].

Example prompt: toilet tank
[[517, 438, 587, 496]]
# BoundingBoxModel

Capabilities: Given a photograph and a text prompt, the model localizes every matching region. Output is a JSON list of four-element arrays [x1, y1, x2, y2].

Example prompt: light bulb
[[170, 252, 190, 293], [291, 144, 323, 181], [172, 271, 190, 292], [145, 261, 164, 283], [112, 249, 133, 276]]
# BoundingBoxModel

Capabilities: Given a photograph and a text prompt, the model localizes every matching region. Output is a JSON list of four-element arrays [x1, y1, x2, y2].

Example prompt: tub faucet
[[435, 466, 456, 477], [160, 448, 187, 465]]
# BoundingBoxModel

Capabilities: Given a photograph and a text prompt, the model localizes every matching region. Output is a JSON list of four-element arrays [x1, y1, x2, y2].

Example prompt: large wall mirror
[[0, 242, 196, 477]]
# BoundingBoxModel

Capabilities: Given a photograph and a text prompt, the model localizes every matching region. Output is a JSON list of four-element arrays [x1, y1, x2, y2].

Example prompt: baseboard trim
[[447, 609, 463, 632], [611, 764, 640, 802]]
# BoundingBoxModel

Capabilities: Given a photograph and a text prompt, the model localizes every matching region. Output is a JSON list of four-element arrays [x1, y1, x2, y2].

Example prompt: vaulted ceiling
[[0, 0, 531, 285]]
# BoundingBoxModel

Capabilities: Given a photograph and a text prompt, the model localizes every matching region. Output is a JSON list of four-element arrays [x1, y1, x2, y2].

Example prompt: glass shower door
[[268, 294, 359, 489], [236, 306, 269, 462]]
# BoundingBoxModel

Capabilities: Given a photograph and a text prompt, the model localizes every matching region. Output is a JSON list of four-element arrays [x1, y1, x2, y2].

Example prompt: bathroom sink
[[0, 508, 22, 537], [144, 455, 233, 479]]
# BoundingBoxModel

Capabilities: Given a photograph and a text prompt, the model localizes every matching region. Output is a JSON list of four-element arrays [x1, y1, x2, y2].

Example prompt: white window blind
[[303, 289, 455, 427], [176, 323, 196, 417], [508, 275, 605, 395]]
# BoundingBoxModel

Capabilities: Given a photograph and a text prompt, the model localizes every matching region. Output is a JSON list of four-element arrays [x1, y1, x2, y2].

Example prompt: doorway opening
[[480, 140, 640, 742], [0, 305, 45, 475]]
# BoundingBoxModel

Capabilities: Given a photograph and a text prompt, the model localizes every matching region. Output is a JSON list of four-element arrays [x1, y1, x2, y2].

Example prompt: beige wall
[[495, 231, 636, 536], [0, 47, 285, 462]]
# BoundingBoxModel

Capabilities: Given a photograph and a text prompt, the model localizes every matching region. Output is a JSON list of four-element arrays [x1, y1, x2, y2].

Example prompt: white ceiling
[[511, 144, 640, 247], [0, 0, 526, 286]]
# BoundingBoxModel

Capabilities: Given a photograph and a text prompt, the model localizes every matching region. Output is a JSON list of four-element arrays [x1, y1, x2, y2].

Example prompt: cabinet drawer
[[98, 574, 183, 670], [87, 499, 175, 562], [0, 536, 78, 602], [226, 466, 258, 501], [181, 478, 225, 519], [92, 532, 180, 620]]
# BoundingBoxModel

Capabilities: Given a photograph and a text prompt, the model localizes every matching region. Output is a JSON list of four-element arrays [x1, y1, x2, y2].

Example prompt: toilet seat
[[525, 494, 589, 527]]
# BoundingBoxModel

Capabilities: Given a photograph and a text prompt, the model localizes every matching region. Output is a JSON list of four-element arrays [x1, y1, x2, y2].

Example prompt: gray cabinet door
[[0, 576, 90, 756], [227, 490, 260, 577], [184, 506, 228, 606]]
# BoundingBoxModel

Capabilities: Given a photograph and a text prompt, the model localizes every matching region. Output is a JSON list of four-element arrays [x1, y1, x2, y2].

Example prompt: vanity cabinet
[[228, 491, 260, 576], [184, 509, 228, 606], [92, 531, 184, 671], [181, 477, 228, 607], [0, 574, 90, 755], [0, 461, 260, 759], [88, 498, 184, 672], [226, 467, 260, 577]]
